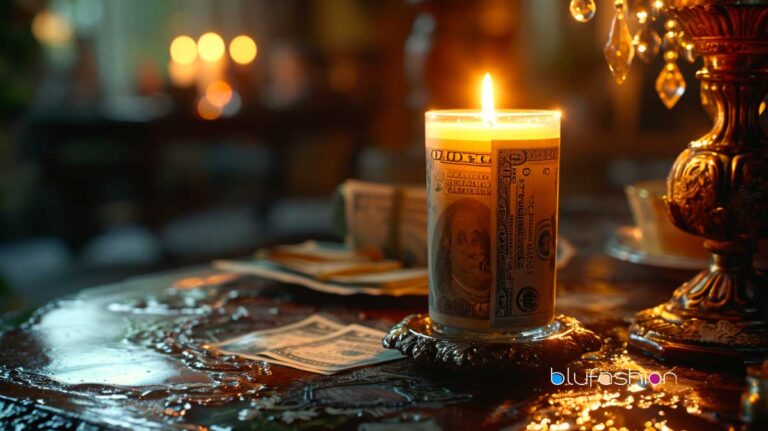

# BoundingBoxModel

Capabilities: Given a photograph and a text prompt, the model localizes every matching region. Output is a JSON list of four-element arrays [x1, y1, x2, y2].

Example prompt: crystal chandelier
[[569, 0, 695, 108]]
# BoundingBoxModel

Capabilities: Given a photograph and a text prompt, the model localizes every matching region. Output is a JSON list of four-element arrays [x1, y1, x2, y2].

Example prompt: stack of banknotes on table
[[215, 180, 429, 296], [339, 179, 427, 267], [213, 315, 403, 374], [214, 240, 427, 296]]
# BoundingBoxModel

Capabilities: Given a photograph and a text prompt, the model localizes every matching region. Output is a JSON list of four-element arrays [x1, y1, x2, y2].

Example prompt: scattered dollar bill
[[214, 239, 428, 296], [259, 240, 404, 280], [261, 240, 370, 263], [326, 267, 428, 288], [264, 258, 403, 281], [213, 259, 427, 296], [214, 315, 403, 374], [259, 324, 404, 374], [215, 315, 343, 355]]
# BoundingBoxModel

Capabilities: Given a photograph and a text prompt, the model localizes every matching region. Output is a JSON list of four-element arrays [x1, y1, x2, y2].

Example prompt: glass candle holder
[[424, 110, 561, 338]]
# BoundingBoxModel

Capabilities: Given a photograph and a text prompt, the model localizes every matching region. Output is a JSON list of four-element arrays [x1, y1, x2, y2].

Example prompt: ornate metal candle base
[[382, 314, 601, 370], [627, 0, 768, 365]]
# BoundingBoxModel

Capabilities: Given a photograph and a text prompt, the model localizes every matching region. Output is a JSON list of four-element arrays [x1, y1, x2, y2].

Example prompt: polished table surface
[[0, 207, 754, 430]]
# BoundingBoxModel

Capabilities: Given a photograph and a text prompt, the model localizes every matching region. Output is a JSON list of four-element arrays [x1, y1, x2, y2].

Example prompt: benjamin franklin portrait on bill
[[432, 198, 491, 318]]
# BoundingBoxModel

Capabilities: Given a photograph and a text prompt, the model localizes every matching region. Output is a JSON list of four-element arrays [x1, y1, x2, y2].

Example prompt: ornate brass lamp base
[[382, 314, 601, 370], [630, 242, 768, 365], [627, 1, 768, 365], [630, 306, 768, 365]]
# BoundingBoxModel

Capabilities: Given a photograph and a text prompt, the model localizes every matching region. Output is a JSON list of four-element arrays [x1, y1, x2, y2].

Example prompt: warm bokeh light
[[168, 61, 196, 87], [636, 9, 648, 24], [481, 73, 496, 124], [197, 97, 222, 120], [170, 35, 197, 65], [206, 80, 233, 107], [229, 35, 257, 65], [31, 10, 73, 46], [198, 32, 225, 62]]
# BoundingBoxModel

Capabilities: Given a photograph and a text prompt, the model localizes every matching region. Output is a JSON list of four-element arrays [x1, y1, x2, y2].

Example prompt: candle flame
[[482, 73, 496, 125]]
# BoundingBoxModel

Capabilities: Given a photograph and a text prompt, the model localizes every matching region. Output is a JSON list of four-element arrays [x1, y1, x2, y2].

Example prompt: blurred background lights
[[170, 35, 197, 65], [32, 10, 74, 46], [196, 97, 222, 120], [168, 61, 196, 87], [206, 80, 233, 107], [229, 35, 257, 65], [197, 32, 225, 62]]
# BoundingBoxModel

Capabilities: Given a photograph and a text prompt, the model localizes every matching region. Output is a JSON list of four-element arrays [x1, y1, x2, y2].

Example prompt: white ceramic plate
[[605, 225, 768, 270]]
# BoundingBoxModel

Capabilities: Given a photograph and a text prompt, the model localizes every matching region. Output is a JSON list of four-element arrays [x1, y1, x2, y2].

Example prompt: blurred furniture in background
[[0, 0, 718, 310]]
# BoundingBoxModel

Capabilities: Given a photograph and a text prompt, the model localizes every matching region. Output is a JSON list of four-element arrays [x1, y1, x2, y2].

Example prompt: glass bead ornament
[[650, 0, 665, 18], [664, 17, 678, 32], [569, 0, 596, 23], [656, 49, 685, 109], [604, 1, 635, 85], [662, 20, 680, 52], [633, 8, 662, 63]]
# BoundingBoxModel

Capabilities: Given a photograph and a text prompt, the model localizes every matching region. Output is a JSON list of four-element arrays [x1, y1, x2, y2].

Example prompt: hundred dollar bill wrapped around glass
[[424, 75, 561, 334]]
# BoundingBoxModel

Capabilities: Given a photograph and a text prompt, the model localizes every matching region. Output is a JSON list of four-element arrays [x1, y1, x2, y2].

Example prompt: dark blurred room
[[0, 0, 711, 310], [5, 0, 768, 429]]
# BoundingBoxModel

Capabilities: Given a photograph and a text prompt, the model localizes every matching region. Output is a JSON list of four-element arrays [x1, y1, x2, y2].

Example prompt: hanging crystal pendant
[[604, 1, 635, 85], [563, 0, 694, 110], [570, 0, 596, 23], [634, 27, 662, 63], [656, 51, 685, 109], [633, 7, 661, 63]]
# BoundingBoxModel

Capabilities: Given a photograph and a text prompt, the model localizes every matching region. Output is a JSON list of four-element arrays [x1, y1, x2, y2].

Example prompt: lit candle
[[425, 74, 561, 334]]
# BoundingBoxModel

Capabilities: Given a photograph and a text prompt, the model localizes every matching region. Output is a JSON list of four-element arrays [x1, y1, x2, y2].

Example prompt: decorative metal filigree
[[630, 305, 768, 364], [382, 314, 601, 370]]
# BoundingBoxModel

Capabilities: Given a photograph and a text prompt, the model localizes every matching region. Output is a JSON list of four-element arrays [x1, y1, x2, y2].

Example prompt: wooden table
[[0, 207, 753, 430]]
